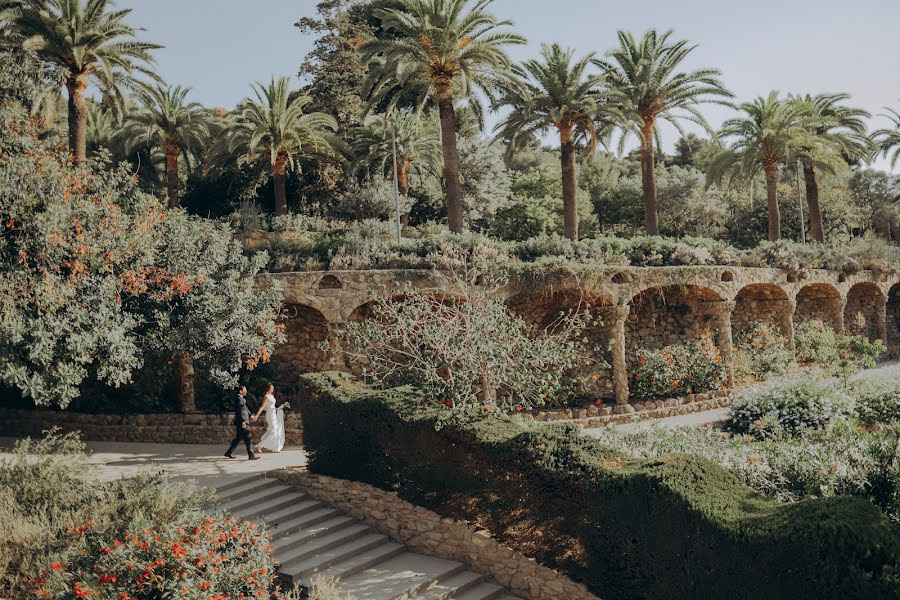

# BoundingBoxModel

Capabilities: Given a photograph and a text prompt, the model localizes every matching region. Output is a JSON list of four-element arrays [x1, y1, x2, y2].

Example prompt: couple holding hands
[[224, 383, 285, 460]]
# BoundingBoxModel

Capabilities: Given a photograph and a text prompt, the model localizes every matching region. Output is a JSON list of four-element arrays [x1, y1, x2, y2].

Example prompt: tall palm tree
[[362, 0, 525, 233], [708, 92, 839, 241], [494, 43, 609, 240], [351, 110, 441, 219], [122, 84, 212, 208], [791, 93, 875, 243], [220, 76, 337, 216], [874, 104, 900, 169], [595, 29, 731, 235], [1, 0, 159, 162]]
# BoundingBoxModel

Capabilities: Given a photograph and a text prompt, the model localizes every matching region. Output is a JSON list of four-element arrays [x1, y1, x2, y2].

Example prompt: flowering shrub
[[726, 377, 855, 439], [851, 365, 900, 425], [630, 341, 726, 399], [794, 319, 885, 378], [733, 322, 794, 382]]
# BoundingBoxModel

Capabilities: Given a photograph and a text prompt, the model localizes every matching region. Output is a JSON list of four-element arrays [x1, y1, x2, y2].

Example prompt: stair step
[[215, 477, 276, 502], [215, 474, 264, 494], [339, 553, 465, 600], [229, 491, 310, 519], [281, 533, 390, 581], [262, 499, 324, 525], [272, 515, 357, 555], [299, 542, 406, 586], [270, 507, 346, 539], [450, 582, 506, 600], [413, 570, 484, 599], [278, 523, 373, 565], [493, 596, 523, 600], [223, 484, 295, 513]]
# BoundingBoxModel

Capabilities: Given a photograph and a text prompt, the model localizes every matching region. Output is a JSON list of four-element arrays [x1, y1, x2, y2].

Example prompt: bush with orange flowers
[[630, 341, 726, 399]]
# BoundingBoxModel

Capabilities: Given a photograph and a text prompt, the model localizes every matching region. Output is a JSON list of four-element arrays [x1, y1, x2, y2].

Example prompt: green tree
[[351, 109, 441, 220], [873, 105, 900, 235], [494, 43, 607, 239], [595, 29, 731, 235], [1, 0, 159, 162], [708, 92, 838, 241], [362, 0, 525, 233], [791, 93, 875, 243], [219, 76, 337, 216], [122, 84, 213, 208], [848, 169, 899, 239]]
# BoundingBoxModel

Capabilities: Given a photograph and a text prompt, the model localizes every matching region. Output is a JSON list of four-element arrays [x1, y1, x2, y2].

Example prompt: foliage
[[655, 165, 728, 238], [630, 341, 726, 399], [341, 258, 595, 413], [300, 372, 900, 600], [0, 431, 275, 598], [851, 366, 900, 425], [454, 136, 513, 226], [332, 175, 413, 221], [794, 319, 885, 378], [734, 322, 795, 382], [727, 377, 855, 438]]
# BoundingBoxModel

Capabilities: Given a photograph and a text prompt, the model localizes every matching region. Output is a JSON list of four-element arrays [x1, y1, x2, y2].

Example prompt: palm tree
[[351, 110, 441, 221], [874, 104, 900, 169], [494, 43, 608, 240], [791, 93, 875, 243], [122, 84, 212, 208], [595, 29, 731, 235], [220, 76, 337, 216], [707, 92, 839, 241], [1, 0, 159, 162], [362, 0, 525, 233]]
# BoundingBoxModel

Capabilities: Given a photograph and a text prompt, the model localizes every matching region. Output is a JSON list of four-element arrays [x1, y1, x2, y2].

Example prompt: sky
[[116, 0, 900, 169]]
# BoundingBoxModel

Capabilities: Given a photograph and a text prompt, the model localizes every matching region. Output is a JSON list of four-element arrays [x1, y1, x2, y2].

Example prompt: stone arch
[[275, 304, 330, 373], [887, 284, 900, 356], [844, 283, 885, 342], [509, 290, 615, 399], [720, 270, 735, 283], [625, 285, 724, 369], [318, 274, 342, 289], [733, 283, 792, 339], [794, 284, 842, 330]]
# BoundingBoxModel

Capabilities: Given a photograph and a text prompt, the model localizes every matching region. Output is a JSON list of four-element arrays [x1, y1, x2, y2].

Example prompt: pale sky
[[116, 0, 900, 169]]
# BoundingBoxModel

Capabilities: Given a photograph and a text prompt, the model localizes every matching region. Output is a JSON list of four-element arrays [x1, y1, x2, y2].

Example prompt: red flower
[[100, 547, 111, 555], [595, 399, 602, 406], [171, 542, 187, 557], [50, 563, 63, 571]]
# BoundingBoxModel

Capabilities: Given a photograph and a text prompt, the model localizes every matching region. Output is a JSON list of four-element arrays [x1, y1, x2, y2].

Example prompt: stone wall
[[263, 267, 897, 403], [271, 469, 599, 600], [0, 409, 302, 446]]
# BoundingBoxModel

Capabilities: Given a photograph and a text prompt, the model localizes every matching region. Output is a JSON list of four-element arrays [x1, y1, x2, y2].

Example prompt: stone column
[[610, 304, 630, 405], [785, 299, 797, 352], [711, 300, 736, 387], [876, 295, 888, 343]]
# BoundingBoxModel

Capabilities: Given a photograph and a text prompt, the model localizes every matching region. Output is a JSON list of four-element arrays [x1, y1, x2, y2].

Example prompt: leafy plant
[[734, 322, 795, 382], [794, 319, 885, 379], [630, 341, 726, 399]]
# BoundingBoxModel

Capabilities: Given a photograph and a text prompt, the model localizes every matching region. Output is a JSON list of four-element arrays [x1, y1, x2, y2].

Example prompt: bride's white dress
[[257, 394, 285, 452]]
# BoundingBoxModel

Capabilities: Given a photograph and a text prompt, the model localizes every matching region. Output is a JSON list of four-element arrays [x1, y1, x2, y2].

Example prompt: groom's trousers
[[226, 422, 254, 457]]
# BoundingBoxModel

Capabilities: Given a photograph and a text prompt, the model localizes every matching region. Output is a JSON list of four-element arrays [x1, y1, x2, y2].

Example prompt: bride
[[251, 383, 285, 453]]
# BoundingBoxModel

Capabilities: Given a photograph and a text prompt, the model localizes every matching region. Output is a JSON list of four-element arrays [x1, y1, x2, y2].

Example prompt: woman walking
[[251, 383, 285, 453]]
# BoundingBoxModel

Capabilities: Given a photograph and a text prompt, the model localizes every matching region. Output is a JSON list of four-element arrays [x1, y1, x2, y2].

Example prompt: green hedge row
[[300, 372, 900, 600]]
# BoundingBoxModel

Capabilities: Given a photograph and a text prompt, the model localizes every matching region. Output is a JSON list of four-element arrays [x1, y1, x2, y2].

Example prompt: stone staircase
[[214, 475, 523, 600]]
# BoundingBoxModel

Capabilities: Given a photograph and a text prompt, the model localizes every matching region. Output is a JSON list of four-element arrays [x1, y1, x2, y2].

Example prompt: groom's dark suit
[[225, 393, 256, 459]]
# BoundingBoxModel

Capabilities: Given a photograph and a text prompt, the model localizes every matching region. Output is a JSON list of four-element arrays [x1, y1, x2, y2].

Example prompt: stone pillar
[[785, 299, 797, 352], [611, 304, 630, 405], [876, 295, 888, 343], [711, 300, 736, 387], [836, 298, 847, 334]]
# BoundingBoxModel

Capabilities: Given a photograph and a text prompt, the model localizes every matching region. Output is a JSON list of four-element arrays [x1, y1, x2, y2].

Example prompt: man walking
[[224, 385, 259, 460]]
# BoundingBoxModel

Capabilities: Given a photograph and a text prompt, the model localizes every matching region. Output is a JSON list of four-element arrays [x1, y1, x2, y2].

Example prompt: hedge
[[299, 372, 900, 600]]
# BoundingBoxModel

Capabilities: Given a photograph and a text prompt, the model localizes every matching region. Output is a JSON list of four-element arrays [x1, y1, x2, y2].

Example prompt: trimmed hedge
[[300, 372, 900, 600]]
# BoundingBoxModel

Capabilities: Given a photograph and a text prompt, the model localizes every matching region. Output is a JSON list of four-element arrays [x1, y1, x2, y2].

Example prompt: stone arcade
[[264, 266, 898, 405]]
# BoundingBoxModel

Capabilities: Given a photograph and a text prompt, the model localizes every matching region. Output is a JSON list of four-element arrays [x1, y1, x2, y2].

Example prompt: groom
[[224, 385, 259, 460]]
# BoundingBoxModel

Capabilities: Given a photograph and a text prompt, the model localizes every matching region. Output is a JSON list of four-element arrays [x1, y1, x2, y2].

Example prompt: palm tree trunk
[[397, 159, 410, 227], [764, 164, 781, 241], [640, 120, 659, 235], [164, 141, 181, 209], [65, 72, 89, 163], [559, 124, 578, 240], [177, 352, 196, 413], [802, 161, 824, 243], [273, 154, 288, 216], [434, 79, 464, 233]]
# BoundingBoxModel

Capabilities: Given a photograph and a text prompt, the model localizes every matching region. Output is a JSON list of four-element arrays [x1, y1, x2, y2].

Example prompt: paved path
[[583, 407, 729, 437], [0, 438, 308, 488]]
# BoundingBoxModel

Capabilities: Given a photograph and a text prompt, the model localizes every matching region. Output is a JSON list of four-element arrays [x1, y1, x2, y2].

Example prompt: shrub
[[726, 377, 855, 438], [0, 431, 272, 598], [794, 319, 885, 377], [852, 366, 900, 425], [299, 372, 900, 600], [630, 341, 726, 399], [734, 322, 795, 382]]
